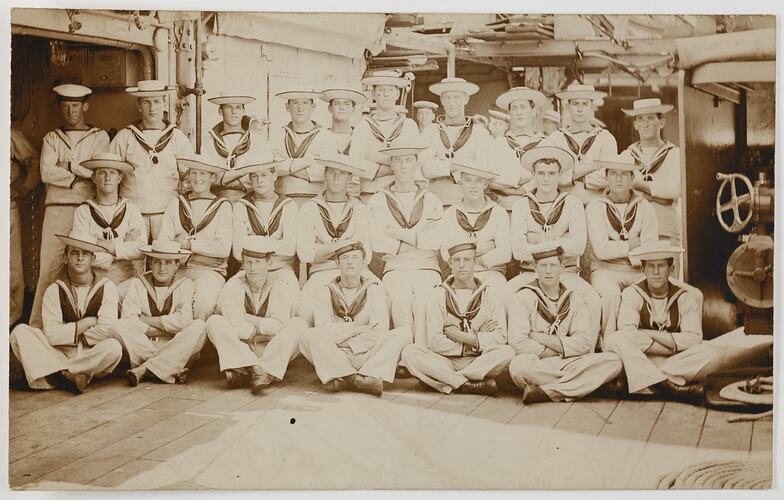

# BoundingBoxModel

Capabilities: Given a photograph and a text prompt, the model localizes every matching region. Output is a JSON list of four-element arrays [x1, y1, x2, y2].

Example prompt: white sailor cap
[[53, 84, 92, 101], [177, 154, 230, 175], [413, 100, 439, 110]]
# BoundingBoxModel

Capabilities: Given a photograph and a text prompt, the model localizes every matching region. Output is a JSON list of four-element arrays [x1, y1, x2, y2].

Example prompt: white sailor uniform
[[111, 274, 206, 383], [10, 275, 122, 389], [206, 271, 306, 380], [71, 197, 146, 290], [158, 195, 233, 319], [299, 278, 411, 384], [401, 278, 515, 394], [31, 126, 110, 327], [490, 132, 542, 211], [232, 193, 300, 291], [367, 186, 443, 336], [508, 190, 601, 336], [110, 122, 194, 239], [10, 128, 38, 325], [269, 123, 338, 202], [508, 280, 621, 400], [586, 192, 659, 337]]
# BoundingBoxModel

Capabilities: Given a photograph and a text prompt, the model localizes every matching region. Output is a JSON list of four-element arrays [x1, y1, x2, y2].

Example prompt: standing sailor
[[350, 70, 421, 203], [507, 246, 622, 403], [270, 87, 338, 203], [413, 100, 438, 135], [401, 240, 514, 395], [112, 240, 206, 385], [619, 98, 682, 245], [508, 146, 601, 338], [70, 153, 146, 291], [204, 94, 272, 202], [111, 80, 193, 240], [225, 152, 299, 292], [487, 109, 510, 139], [543, 83, 617, 204], [367, 144, 443, 338], [540, 109, 561, 137], [586, 156, 659, 339], [321, 87, 367, 197], [10, 232, 122, 393], [158, 155, 232, 320], [489, 87, 548, 212], [299, 239, 411, 397], [30, 84, 110, 328], [421, 77, 492, 208]]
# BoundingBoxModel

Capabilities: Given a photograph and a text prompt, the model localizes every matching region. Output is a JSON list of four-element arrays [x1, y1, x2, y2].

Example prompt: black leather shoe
[[250, 365, 273, 395], [395, 366, 413, 379], [225, 367, 251, 389], [655, 379, 705, 402], [325, 377, 349, 392], [49, 370, 88, 394], [456, 378, 498, 396], [522, 384, 551, 404], [352, 374, 383, 396]]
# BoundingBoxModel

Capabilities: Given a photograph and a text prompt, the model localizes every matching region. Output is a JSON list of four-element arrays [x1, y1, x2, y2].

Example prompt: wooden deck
[[8, 355, 773, 491]]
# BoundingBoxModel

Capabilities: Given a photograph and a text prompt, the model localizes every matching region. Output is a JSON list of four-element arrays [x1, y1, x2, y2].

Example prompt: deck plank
[[693, 408, 754, 463], [627, 401, 707, 488], [749, 418, 773, 459]]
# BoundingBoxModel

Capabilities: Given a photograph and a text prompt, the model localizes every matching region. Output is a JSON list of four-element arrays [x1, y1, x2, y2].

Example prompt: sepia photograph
[[4, 2, 778, 493]]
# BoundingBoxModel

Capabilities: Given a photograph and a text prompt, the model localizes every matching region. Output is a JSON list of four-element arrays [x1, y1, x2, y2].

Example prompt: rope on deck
[[656, 460, 772, 489]]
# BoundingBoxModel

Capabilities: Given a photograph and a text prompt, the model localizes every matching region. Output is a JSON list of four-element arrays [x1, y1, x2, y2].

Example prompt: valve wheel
[[715, 173, 754, 233]]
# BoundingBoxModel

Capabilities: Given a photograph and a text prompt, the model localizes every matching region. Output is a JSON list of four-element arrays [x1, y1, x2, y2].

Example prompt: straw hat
[[429, 77, 480, 97], [452, 157, 498, 180], [81, 152, 134, 174], [496, 87, 547, 111], [126, 80, 177, 97], [320, 88, 368, 106], [622, 97, 675, 117], [541, 109, 561, 124], [139, 240, 192, 260], [488, 109, 510, 122], [361, 70, 408, 88], [520, 146, 575, 172], [177, 154, 230, 175], [208, 95, 256, 106], [556, 83, 606, 102], [275, 86, 320, 101], [316, 153, 364, 176], [56, 231, 105, 254], [597, 154, 642, 173], [379, 145, 429, 158], [629, 240, 685, 262], [223, 150, 283, 184]]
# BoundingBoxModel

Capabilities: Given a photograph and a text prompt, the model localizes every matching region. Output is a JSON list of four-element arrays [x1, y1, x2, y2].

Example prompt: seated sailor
[[206, 237, 307, 394], [10, 232, 122, 394], [401, 240, 515, 395], [299, 239, 411, 397], [71, 152, 146, 293], [158, 154, 233, 320], [507, 246, 622, 404], [112, 240, 206, 386]]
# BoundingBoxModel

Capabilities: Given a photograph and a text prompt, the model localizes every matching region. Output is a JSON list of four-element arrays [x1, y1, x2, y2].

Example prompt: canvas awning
[[214, 12, 387, 59], [692, 61, 776, 84]]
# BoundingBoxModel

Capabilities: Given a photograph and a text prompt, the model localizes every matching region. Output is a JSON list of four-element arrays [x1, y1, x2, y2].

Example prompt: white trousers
[[10, 203, 24, 325], [298, 269, 380, 325], [509, 270, 602, 342], [605, 332, 772, 394], [30, 205, 78, 328], [111, 318, 206, 383], [509, 352, 622, 401], [206, 315, 307, 380], [10, 324, 122, 390], [382, 269, 442, 343], [142, 213, 164, 242], [299, 326, 411, 384], [175, 268, 226, 320], [591, 266, 642, 345], [401, 343, 515, 394]]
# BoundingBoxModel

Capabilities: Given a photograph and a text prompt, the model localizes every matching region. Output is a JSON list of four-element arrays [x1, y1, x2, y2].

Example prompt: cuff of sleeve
[[537, 344, 547, 359], [395, 240, 403, 256]]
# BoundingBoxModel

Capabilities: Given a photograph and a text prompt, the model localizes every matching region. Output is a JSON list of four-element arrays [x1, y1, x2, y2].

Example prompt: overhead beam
[[465, 38, 678, 58], [11, 8, 158, 46], [692, 61, 776, 85], [384, 28, 449, 55]]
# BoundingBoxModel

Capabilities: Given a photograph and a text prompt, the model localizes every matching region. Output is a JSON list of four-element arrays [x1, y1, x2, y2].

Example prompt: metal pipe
[[193, 17, 203, 153], [446, 43, 456, 78]]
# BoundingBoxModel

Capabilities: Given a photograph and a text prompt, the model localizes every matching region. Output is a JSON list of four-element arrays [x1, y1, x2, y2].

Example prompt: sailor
[[487, 109, 510, 139], [401, 241, 515, 395], [206, 237, 307, 393], [586, 156, 659, 339], [112, 240, 206, 385], [157, 154, 232, 320], [413, 100, 438, 134], [110, 80, 193, 240], [70, 153, 146, 292], [439, 158, 511, 290], [203, 94, 272, 202], [619, 98, 682, 245], [224, 151, 299, 292], [507, 146, 601, 338], [10, 232, 122, 393], [299, 239, 411, 397], [421, 77, 492, 208], [10, 126, 40, 326], [269, 86, 338, 203], [367, 144, 443, 339], [542, 83, 618, 204], [488, 87, 548, 212], [507, 246, 622, 403], [350, 70, 421, 203], [321, 87, 367, 197], [297, 154, 375, 323], [30, 84, 110, 328], [540, 109, 561, 137]]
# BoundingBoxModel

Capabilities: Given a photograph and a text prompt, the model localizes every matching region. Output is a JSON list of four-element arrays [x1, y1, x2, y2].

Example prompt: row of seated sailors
[[13, 235, 761, 404]]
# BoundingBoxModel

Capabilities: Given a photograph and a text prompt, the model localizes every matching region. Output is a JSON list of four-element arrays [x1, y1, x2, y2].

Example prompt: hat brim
[[208, 96, 256, 106], [319, 159, 364, 176], [379, 146, 428, 157], [80, 159, 135, 174], [520, 146, 575, 172], [496, 89, 547, 110], [275, 91, 319, 101], [139, 246, 192, 260], [56, 235, 105, 255], [598, 161, 641, 172], [488, 110, 510, 121], [177, 158, 228, 175], [413, 101, 439, 110], [361, 76, 408, 88], [319, 89, 367, 105], [221, 161, 283, 184], [429, 82, 480, 97], [622, 105, 675, 117], [556, 90, 607, 101], [126, 87, 177, 97], [541, 113, 561, 123], [453, 164, 498, 180], [629, 248, 685, 261]]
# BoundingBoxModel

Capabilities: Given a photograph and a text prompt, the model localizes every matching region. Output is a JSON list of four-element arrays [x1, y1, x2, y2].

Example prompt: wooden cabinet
[[88, 48, 127, 87]]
